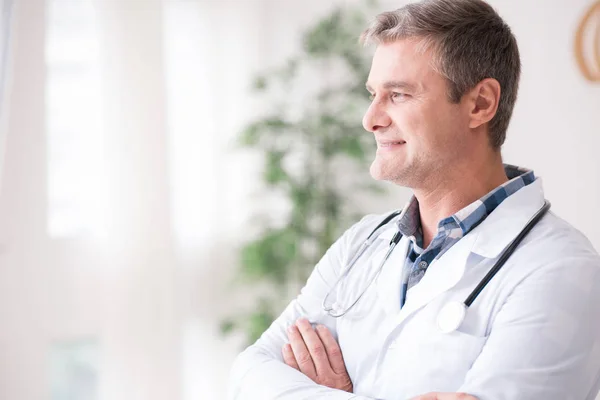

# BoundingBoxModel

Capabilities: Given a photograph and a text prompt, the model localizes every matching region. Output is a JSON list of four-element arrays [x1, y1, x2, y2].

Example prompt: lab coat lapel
[[470, 178, 546, 258], [374, 236, 411, 315], [387, 232, 479, 332], [376, 177, 546, 336]]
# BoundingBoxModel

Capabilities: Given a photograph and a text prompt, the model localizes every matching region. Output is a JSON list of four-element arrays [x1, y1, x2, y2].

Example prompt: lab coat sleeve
[[458, 255, 600, 400], [227, 215, 380, 400]]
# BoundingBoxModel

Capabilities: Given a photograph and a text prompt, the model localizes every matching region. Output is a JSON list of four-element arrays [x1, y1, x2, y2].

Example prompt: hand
[[410, 393, 478, 400], [282, 318, 353, 393]]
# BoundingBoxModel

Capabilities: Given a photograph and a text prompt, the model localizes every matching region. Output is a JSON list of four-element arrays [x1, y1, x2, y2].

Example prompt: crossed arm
[[227, 216, 479, 400], [282, 317, 475, 400], [228, 217, 600, 400]]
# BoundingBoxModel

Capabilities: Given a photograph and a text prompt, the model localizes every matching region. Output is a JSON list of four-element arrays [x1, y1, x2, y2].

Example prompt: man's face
[[363, 39, 471, 188]]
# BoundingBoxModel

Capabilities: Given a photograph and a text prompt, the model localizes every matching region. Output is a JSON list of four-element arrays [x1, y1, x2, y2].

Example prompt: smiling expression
[[363, 39, 473, 189]]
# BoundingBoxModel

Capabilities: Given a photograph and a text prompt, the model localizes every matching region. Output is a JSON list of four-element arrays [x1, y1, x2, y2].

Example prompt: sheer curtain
[[0, 0, 295, 399], [0, 0, 180, 399], [0, 0, 13, 114], [0, 0, 14, 194]]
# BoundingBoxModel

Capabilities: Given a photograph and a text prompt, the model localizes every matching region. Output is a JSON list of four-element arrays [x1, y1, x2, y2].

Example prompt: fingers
[[409, 394, 436, 400], [315, 324, 347, 375], [282, 343, 299, 370], [439, 394, 477, 400], [287, 323, 317, 379], [410, 393, 478, 400], [295, 319, 333, 375]]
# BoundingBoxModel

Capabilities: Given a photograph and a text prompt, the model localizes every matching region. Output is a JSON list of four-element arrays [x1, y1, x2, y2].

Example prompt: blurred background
[[0, 0, 598, 399]]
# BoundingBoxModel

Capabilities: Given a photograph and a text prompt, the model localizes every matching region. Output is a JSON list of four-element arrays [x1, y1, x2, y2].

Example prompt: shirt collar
[[395, 164, 536, 243], [451, 164, 535, 235]]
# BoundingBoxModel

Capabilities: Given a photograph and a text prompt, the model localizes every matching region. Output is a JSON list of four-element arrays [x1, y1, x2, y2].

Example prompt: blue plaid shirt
[[397, 164, 536, 307]]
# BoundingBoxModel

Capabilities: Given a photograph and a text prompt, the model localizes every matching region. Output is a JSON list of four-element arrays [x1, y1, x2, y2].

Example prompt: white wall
[[0, 1, 598, 400], [497, 0, 600, 247]]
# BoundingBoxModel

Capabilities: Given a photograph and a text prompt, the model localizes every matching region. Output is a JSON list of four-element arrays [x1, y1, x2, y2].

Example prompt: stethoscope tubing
[[463, 200, 551, 307], [323, 200, 551, 319]]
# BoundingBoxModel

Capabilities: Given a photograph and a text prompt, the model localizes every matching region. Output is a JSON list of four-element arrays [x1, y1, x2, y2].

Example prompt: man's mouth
[[378, 140, 406, 148]]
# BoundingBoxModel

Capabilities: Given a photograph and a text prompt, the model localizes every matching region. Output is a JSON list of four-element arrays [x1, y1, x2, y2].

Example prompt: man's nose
[[362, 100, 392, 133]]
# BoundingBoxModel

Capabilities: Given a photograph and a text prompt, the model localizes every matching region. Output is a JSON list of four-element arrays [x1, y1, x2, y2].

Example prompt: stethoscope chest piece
[[437, 301, 467, 333]]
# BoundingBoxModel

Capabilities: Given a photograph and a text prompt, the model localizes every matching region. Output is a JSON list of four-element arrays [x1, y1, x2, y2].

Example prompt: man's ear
[[467, 78, 501, 129]]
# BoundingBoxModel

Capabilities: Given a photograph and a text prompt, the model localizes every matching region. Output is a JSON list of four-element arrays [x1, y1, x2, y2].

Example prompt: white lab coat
[[228, 179, 600, 400]]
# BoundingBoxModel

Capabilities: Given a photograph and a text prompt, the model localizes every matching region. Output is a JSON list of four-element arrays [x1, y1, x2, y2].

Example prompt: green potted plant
[[221, 0, 385, 346]]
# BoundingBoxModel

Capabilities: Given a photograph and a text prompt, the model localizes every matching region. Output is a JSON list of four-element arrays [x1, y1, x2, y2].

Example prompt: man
[[228, 0, 600, 399]]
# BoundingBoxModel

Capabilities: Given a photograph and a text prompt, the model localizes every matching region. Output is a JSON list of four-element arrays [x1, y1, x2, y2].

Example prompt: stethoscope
[[322, 200, 551, 333]]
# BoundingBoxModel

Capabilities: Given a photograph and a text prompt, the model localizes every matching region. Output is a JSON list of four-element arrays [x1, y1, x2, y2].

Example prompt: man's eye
[[391, 92, 408, 100], [368, 94, 375, 101]]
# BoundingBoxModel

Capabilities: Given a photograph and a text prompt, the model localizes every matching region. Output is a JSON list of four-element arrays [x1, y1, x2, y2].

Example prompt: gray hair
[[360, 0, 521, 149]]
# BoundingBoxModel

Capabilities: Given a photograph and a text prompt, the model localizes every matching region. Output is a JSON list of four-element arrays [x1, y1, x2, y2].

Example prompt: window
[[164, 1, 219, 248], [45, 0, 107, 238]]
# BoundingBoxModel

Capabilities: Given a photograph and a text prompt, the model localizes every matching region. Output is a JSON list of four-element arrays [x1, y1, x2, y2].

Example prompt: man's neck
[[414, 157, 508, 248]]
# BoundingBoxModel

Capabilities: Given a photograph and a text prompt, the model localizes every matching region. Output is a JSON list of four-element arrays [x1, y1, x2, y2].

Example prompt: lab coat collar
[[385, 178, 546, 331], [378, 177, 546, 259], [373, 177, 546, 324], [470, 177, 546, 259]]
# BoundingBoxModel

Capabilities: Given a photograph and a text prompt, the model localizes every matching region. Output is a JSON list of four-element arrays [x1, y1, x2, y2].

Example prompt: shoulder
[[506, 211, 600, 298], [523, 211, 600, 262]]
